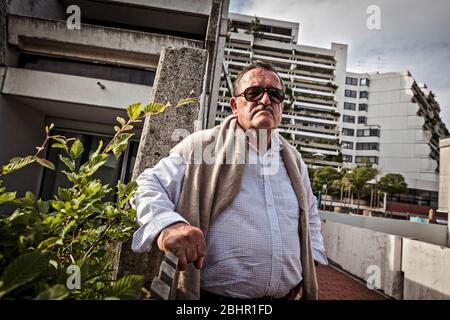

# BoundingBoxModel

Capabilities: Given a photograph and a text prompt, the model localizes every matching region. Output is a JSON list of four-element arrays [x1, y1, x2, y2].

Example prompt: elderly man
[[131, 61, 327, 300]]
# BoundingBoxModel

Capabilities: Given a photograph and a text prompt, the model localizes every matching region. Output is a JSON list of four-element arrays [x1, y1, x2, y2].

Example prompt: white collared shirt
[[131, 132, 328, 298]]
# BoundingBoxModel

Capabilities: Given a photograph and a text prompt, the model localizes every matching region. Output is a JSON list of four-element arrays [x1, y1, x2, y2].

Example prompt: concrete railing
[[320, 211, 450, 299]]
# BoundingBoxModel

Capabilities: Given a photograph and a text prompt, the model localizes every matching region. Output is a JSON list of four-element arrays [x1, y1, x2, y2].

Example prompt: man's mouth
[[253, 106, 274, 117]]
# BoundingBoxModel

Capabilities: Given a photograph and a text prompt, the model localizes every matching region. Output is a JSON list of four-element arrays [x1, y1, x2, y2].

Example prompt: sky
[[229, 0, 450, 129]]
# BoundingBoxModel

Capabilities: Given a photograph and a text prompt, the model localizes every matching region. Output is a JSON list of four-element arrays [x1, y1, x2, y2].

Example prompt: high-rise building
[[212, 13, 348, 168], [340, 71, 449, 207]]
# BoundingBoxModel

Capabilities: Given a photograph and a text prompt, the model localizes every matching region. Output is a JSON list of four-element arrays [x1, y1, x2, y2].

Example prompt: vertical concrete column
[[114, 47, 207, 292]]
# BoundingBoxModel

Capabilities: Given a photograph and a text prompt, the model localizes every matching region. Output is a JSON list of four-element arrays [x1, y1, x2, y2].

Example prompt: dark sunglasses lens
[[268, 88, 285, 103], [244, 87, 264, 101]]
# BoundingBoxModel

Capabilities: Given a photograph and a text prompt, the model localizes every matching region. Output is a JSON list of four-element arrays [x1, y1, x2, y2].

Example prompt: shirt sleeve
[[131, 153, 188, 253], [300, 159, 329, 265]]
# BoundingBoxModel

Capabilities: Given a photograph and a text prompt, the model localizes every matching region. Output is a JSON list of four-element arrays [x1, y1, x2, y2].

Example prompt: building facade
[[340, 71, 449, 207], [0, 0, 228, 196], [212, 13, 348, 168]]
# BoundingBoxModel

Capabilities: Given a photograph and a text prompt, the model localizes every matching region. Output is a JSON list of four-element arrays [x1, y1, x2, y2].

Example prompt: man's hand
[[156, 222, 206, 271]]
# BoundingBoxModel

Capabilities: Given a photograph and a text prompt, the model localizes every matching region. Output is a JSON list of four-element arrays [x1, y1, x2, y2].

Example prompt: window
[[355, 156, 378, 164], [360, 78, 370, 86], [345, 90, 357, 98], [357, 128, 380, 137], [358, 116, 367, 124], [343, 155, 353, 162], [360, 91, 369, 99], [356, 143, 379, 151], [342, 128, 355, 136], [40, 130, 139, 202], [346, 77, 358, 86], [342, 141, 354, 149], [359, 103, 368, 112], [344, 102, 356, 110], [343, 115, 356, 123]]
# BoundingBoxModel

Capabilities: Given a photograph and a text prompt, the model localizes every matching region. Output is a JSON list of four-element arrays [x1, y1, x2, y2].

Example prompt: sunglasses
[[237, 86, 285, 104]]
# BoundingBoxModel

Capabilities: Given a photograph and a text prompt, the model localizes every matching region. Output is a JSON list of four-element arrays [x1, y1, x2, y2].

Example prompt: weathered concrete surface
[[8, 14, 203, 69], [114, 47, 207, 293], [321, 219, 403, 299], [402, 238, 450, 299], [2, 68, 152, 110], [320, 211, 448, 246]]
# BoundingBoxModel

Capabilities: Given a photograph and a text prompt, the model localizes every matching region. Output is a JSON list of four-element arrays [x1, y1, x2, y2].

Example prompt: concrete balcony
[[2, 67, 151, 124], [8, 14, 202, 69]]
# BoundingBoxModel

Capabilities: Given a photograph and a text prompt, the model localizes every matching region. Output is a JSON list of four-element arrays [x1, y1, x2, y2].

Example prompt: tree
[[377, 173, 408, 200], [312, 166, 342, 194], [344, 164, 377, 214]]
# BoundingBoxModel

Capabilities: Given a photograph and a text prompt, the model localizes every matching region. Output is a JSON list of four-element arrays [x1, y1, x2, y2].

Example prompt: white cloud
[[230, 0, 450, 129]]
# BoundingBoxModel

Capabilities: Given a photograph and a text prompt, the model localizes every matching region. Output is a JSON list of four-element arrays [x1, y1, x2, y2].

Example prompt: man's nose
[[259, 90, 271, 104]]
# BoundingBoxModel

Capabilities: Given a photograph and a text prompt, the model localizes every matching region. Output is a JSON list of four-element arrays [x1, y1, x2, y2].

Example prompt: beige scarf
[[168, 115, 318, 299]]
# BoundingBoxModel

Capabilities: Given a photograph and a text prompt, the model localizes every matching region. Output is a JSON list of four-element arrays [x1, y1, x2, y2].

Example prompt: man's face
[[230, 68, 284, 130]]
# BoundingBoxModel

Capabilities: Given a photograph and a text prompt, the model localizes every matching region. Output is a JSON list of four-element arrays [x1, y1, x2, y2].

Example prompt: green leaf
[[116, 117, 126, 126], [176, 97, 199, 107], [36, 199, 50, 214], [35, 157, 55, 170], [0, 252, 48, 298], [0, 192, 16, 205], [35, 284, 69, 300], [127, 103, 142, 120], [106, 133, 133, 159], [57, 188, 72, 202], [59, 155, 75, 171], [144, 102, 167, 115], [37, 236, 64, 250], [51, 143, 67, 150], [118, 180, 138, 209], [90, 140, 104, 160], [70, 139, 84, 160], [108, 275, 143, 300], [1, 156, 36, 175]]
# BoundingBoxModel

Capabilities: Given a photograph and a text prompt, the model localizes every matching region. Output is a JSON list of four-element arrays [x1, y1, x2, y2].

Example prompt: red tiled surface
[[316, 265, 388, 300]]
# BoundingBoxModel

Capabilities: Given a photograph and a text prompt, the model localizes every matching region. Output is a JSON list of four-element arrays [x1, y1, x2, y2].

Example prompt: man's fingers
[[194, 256, 204, 270], [185, 245, 198, 264], [176, 250, 188, 271]]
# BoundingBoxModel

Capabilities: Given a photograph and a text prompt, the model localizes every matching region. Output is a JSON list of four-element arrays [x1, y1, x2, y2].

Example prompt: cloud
[[229, 0, 450, 128]]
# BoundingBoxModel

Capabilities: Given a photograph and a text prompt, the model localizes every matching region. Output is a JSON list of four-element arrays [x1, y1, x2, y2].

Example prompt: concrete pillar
[[114, 47, 207, 293], [438, 138, 450, 246]]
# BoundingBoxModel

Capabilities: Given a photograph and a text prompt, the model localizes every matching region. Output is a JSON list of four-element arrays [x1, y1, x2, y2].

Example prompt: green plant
[[0, 98, 197, 299]]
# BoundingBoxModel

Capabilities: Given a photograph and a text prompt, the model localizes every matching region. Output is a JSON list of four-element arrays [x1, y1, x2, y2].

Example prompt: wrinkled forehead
[[239, 68, 282, 92]]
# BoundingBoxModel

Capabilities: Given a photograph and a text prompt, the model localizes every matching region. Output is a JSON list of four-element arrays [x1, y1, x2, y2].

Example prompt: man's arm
[[130, 154, 206, 270], [300, 160, 329, 265]]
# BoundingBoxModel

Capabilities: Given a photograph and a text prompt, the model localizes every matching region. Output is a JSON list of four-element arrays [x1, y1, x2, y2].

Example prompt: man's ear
[[230, 97, 238, 115]]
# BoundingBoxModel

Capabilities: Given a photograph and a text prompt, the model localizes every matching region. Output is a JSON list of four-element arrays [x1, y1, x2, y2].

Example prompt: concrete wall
[[321, 212, 450, 299], [0, 67, 46, 196], [321, 219, 403, 299], [402, 238, 450, 299], [320, 211, 448, 246]]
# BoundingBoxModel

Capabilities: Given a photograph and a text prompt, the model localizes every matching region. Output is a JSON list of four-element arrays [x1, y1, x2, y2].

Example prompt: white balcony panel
[[285, 114, 337, 125], [2, 68, 151, 110], [278, 128, 337, 140], [300, 147, 338, 156]]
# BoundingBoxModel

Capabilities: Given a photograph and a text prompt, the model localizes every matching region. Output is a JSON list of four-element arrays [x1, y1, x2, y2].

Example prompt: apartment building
[[340, 71, 449, 207], [0, 0, 228, 196], [212, 13, 348, 168]]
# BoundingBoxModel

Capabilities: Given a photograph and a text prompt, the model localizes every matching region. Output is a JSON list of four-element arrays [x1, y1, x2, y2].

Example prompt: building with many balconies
[[212, 13, 348, 168]]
